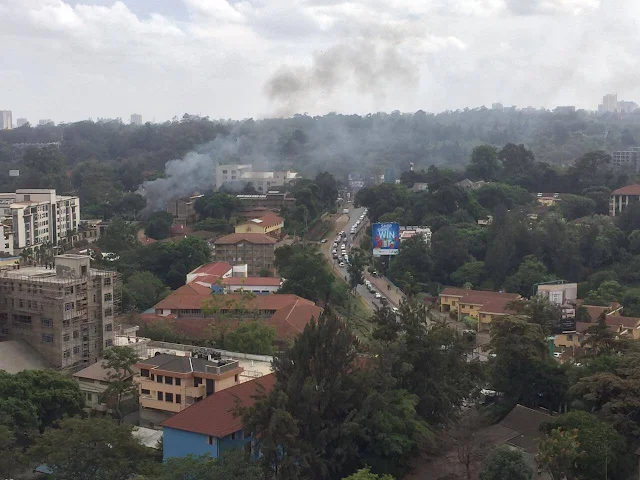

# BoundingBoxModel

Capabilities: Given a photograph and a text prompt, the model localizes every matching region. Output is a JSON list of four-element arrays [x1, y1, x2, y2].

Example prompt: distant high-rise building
[[0, 111, 12, 130], [38, 119, 54, 126], [130, 113, 143, 126], [492, 103, 503, 111], [16, 118, 28, 127], [599, 93, 618, 113], [618, 101, 638, 114]]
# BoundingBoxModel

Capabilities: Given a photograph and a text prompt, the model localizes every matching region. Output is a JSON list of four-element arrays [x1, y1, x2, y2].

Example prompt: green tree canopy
[[223, 321, 276, 355], [503, 255, 551, 297], [466, 145, 501, 181], [123, 271, 170, 311], [153, 450, 264, 480], [144, 211, 174, 240], [479, 446, 533, 480]]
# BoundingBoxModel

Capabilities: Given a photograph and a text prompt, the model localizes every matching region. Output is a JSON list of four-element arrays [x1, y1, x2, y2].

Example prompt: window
[[86, 393, 93, 401], [231, 432, 236, 440], [567, 334, 573, 341], [176, 394, 181, 404], [73, 346, 80, 354], [151, 374, 155, 381], [41, 317, 53, 327], [63, 349, 70, 358], [41, 334, 54, 343], [194, 377, 202, 387], [141, 389, 151, 396], [140, 369, 150, 378], [104, 308, 113, 317], [208, 435, 215, 445], [157, 392, 163, 401], [104, 293, 112, 302], [105, 339, 113, 347], [165, 393, 173, 402], [235, 374, 239, 383], [157, 375, 163, 383], [175, 378, 181, 386], [63, 333, 70, 342], [73, 330, 79, 339], [105, 323, 112, 332], [165, 376, 173, 385], [103, 277, 111, 286]]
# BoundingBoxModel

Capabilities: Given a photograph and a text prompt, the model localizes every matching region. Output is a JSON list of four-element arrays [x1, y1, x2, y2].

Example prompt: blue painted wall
[[163, 427, 250, 460]]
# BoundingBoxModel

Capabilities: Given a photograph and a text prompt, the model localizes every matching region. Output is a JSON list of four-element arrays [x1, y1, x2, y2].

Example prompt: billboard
[[372, 222, 400, 256]]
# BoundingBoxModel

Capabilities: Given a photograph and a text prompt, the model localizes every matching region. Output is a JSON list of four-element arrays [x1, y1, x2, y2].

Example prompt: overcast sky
[[2, 0, 639, 123]]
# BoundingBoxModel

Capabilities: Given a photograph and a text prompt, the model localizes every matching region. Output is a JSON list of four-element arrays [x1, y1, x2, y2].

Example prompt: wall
[[163, 427, 219, 460]]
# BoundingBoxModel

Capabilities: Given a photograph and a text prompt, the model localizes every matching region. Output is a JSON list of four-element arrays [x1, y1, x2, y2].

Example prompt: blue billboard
[[372, 222, 400, 256]]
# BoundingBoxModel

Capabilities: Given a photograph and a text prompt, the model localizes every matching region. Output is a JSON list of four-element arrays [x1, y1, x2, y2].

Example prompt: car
[[342, 208, 349, 214], [553, 352, 562, 358], [320, 239, 327, 243], [392, 306, 399, 313], [364, 280, 371, 287], [339, 262, 345, 267], [462, 329, 475, 335], [374, 292, 382, 299]]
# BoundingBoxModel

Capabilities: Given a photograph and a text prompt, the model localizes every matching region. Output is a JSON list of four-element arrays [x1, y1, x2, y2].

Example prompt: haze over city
[[3, 0, 640, 122]]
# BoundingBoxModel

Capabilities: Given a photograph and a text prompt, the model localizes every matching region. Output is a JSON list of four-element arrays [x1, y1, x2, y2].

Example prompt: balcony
[[185, 385, 206, 398]]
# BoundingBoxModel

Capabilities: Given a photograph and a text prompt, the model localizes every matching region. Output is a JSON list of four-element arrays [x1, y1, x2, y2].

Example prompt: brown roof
[[267, 299, 323, 340], [575, 322, 592, 333], [612, 184, 640, 196], [238, 212, 284, 229], [190, 262, 233, 277], [189, 230, 218, 240], [154, 282, 213, 310], [440, 287, 520, 315], [214, 233, 277, 245], [73, 360, 125, 382], [498, 404, 551, 454], [606, 315, 640, 329], [222, 277, 282, 287], [161, 374, 276, 438]]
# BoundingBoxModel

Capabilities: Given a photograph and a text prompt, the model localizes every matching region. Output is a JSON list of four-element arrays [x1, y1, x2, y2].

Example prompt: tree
[[467, 145, 500, 181], [144, 211, 174, 240], [223, 321, 276, 355], [479, 446, 533, 480], [450, 261, 486, 288], [583, 280, 623, 306], [506, 295, 562, 334], [557, 194, 596, 220], [275, 245, 334, 303], [503, 255, 551, 297], [448, 411, 490, 480], [155, 450, 264, 480], [536, 428, 585, 480], [102, 346, 140, 424], [123, 271, 170, 311], [388, 236, 433, 293], [541, 411, 627, 480], [347, 248, 367, 292], [342, 467, 394, 480], [628, 229, 640, 254], [29, 417, 154, 480], [0, 425, 27, 479], [98, 218, 138, 253]]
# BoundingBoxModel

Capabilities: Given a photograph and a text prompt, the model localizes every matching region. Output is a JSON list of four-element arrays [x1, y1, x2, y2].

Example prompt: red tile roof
[[154, 283, 213, 310], [238, 212, 284, 229], [190, 262, 233, 277], [222, 277, 282, 287], [606, 315, 640, 329], [612, 184, 640, 196], [161, 374, 276, 438], [214, 233, 277, 245], [440, 287, 520, 315], [267, 299, 323, 340]]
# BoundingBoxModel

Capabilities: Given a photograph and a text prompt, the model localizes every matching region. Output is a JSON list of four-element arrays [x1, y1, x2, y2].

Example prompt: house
[[161, 373, 275, 460], [143, 286, 322, 344], [439, 287, 521, 330], [456, 179, 487, 190], [73, 359, 133, 413], [536, 192, 562, 207], [212, 233, 277, 275], [234, 212, 284, 238], [610, 184, 640, 216], [134, 353, 244, 428]]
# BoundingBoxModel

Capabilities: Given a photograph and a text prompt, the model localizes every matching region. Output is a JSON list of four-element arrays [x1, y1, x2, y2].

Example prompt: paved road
[[320, 206, 387, 311]]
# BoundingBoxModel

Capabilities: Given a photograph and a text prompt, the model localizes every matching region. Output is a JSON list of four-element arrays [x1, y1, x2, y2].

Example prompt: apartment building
[[131, 114, 143, 126], [439, 287, 521, 331], [212, 233, 276, 275], [240, 171, 298, 193], [612, 148, 640, 173], [0, 254, 119, 369], [8, 189, 80, 249], [215, 164, 253, 190], [167, 194, 203, 225], [610, 184, 640, 216], [134, 353, 244, 428], [1, 111, 12, 130], [0, 223, 13, 255]]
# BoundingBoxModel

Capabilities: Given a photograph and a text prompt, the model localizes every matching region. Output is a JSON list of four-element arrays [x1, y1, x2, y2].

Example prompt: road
[[319, 206, 389, 311]]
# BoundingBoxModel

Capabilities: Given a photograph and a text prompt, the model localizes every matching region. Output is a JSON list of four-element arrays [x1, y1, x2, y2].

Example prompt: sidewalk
[[366, 273, 404, 307]]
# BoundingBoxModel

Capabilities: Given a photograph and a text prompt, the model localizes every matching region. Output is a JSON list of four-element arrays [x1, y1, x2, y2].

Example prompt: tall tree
[[479, 446, 533, 480], [153, 450, 264, 480], [346, 248, 367, 292], [123, 271, 170, 311], [467, 145, 501, 181], [536, 428, 584, 480], [102, 346, 140, 424]]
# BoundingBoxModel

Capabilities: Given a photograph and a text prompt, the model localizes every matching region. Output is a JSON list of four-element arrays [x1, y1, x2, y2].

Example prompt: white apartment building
[[16, 118, 28, 128], [215, 163, 253, 190], [240, 171, 298, 193], [0, 224, 13, 255], [9, 189, 80, 249], [1, 111, 12, 130], [0, 193, 16, 220]]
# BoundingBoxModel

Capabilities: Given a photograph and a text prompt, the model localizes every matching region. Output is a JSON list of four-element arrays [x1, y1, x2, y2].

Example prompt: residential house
[[134, 353, 244, 428], [212, 233, 277, 276], [161, 374, 275, 460], [439, 287, 521, 330], [536, 192, 562, 207], [610, 184, 640, 216], [73, 359, 133, 412], [234, 212, 284, 238], [456, 179, 487, 190]]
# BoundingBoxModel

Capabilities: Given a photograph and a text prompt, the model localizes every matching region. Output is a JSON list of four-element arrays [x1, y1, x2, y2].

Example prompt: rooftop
[[160, 374, 276, 438], [214, 232, 277, 245], [189, 262, 233, 278], [137, 353, 241, 375], [73, 360, 123, 382], [612, 184, 640, 196], [440, 287, 520, 315], [222, 277, 282, 287]]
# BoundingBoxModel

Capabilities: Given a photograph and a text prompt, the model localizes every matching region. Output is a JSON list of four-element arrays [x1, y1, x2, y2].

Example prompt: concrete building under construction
[[0, 254, 120, 369]]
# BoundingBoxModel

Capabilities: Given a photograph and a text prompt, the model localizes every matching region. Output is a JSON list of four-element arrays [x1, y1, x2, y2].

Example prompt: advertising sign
[[372, 222, 400, 256]]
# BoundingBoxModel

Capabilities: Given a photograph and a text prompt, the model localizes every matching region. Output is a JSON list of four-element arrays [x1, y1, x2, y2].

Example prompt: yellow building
[[234, 212, 284, 238], [536, 193, 562, 206], [134, 353, 244, 429], [439, 287, 521, 330]]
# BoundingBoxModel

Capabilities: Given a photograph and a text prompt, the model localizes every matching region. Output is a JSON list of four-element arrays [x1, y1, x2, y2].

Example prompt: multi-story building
[[215, 164, 252, 190], [212, 233, 276, 275], [167, 194, 203, 225], [1, 111, 12, 129], [16, 118, 28, 128], [130, 113, 143, 126], [134, 353, 244, 428], [240, 171, 298, 193], [0, 254, 119, 369], [73, 359, 133, 412], [439, 287, 521, 331], [236, 192, 296, 211], [8, 189, 80, 249], [610, 184, 640, 216], [612, 148, 640, 173], [0, 223, 14, 255], [598, 94, 618, 113]]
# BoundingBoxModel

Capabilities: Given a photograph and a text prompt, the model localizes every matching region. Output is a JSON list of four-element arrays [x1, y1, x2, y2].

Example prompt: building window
[[73, 346, 80, 354], [41, 334, 54, 343], [104, 277, 111, 286], [105, 324, 112, 332], [41, 317, 53, 327], [165, 393, 173, 402], [165, 376, 173, 385], [231, 432, 236, 440], [157, 375, 163, 383], [104, 293, 112, 302], [235, 374, 239, 383], [175, 378, 181, 386], [194, 377, 202, 387], [63, 349, 71, 358], [104, 308, 113, 317], [73, 330, 79, 339], [567, 334, 573, 341], [105, 339, 113, 347], [208, 436, 215, 445], [150, 374, 155, 381], [141, 389, 151, 396], [86, 393, 93, 402], [140, 369, 149, 377], [63, 333, 70, 342], [157, 392, 163, 401], [176, 394, 181, 404]]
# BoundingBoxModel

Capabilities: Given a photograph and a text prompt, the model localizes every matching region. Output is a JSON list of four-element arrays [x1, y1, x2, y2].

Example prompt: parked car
[[339, 262, 345, 267], [320, 239, 327, 243], [374, 292, 382, 299]]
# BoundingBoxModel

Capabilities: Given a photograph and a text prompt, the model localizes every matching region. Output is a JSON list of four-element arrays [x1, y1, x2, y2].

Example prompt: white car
[[392, 307, 399, 313], [374, 292, 382, 299], [339, 262, 345, 267]]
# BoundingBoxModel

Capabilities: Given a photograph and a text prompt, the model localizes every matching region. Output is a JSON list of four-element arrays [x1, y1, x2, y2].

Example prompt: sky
[[2, 0, 640, 123]]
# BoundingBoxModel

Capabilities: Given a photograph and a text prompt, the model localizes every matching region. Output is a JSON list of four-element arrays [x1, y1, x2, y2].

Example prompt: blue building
[[161, 373, 275, 460]]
